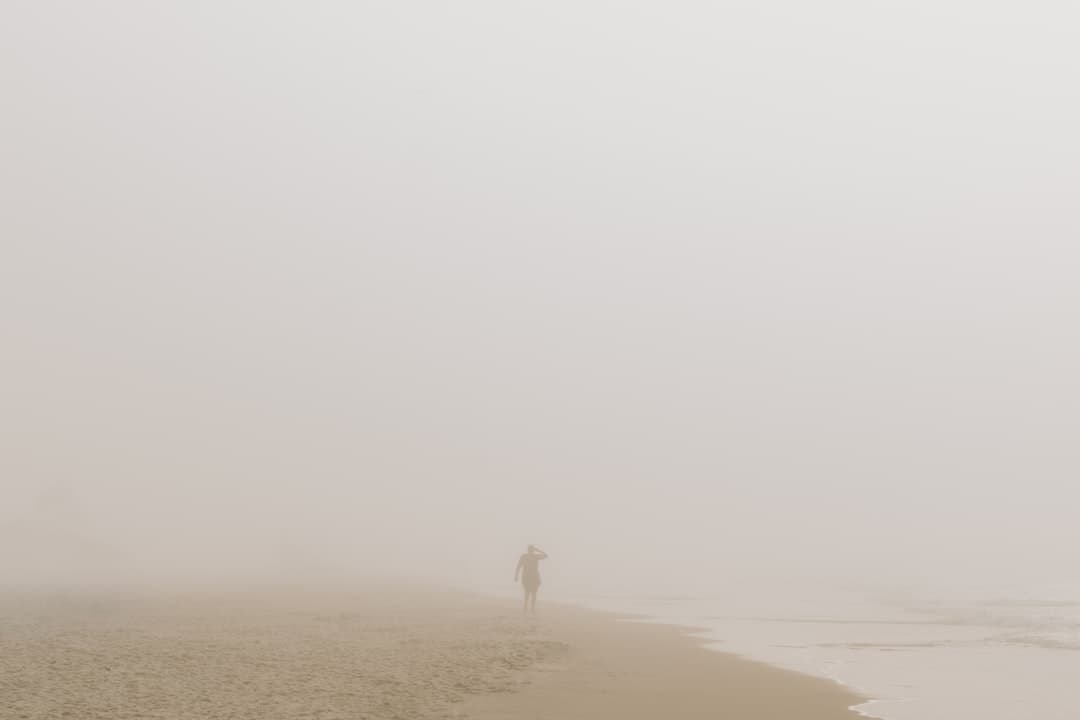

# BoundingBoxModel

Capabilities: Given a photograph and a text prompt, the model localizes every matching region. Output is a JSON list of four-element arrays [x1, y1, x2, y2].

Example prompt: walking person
[[514, 545, 548, 614]]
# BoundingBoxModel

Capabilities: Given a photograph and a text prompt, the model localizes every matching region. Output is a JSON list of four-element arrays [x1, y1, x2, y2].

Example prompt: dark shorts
[[522, 577, 540, 592]]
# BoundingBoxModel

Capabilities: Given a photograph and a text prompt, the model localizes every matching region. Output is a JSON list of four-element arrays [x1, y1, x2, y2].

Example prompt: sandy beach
[[469, 606, 864, 720], [0, 585, 862, 719]]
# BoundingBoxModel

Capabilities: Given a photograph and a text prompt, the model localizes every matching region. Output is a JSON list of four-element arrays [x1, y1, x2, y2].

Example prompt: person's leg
[[529, 590, 538, 614], [522, 588, 529, 613]]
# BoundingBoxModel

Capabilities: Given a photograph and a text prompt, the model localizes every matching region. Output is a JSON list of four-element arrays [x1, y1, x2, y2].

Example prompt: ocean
[[569, 580, 1080, 719]]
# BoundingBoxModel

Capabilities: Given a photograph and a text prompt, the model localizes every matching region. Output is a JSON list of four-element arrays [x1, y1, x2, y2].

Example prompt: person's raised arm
[[535, 548, 549, 560]]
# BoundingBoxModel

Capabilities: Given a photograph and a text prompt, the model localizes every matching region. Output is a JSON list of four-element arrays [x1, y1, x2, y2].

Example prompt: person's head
[[527, 544, 536, 554]]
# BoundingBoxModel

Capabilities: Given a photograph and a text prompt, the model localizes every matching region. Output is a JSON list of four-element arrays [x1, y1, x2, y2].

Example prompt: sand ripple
[[0, 588, 566, 719]]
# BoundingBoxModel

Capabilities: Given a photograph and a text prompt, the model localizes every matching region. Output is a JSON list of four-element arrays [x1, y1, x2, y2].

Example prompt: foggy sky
[[3, 2, 1079, 594]]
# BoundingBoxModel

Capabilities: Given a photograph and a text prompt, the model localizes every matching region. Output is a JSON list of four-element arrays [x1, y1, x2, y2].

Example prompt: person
[[514, 544, 548, 614]]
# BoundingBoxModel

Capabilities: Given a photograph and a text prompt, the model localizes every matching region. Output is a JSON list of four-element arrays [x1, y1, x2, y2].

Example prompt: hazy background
[[3, 1, 1078, 596]]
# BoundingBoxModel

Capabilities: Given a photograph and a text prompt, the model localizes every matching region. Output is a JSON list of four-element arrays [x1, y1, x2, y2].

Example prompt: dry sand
[[0, 585, 862, 719]]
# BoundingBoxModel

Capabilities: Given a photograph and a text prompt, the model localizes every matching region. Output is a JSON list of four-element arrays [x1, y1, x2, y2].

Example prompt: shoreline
[[466, 601, 866, 720], [2, 584, 866, 719], [554, 593, 901, 720]]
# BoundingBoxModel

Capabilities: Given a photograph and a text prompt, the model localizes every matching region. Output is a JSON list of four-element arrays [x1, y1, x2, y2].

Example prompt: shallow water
[[567, 582, 1080, 720]]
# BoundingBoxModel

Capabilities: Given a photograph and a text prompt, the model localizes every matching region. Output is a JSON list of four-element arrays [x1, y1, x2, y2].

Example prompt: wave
[[907, 583, 1080, 653]]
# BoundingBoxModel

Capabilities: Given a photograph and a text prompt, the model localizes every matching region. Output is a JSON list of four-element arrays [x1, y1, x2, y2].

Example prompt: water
[[567, 581, 1080, 719]]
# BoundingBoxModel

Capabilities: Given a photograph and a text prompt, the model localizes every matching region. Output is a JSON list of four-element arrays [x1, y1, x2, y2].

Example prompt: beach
[[468, 599, 864, 720], [573, 583, 1080, 720], [0, 585, 862, 720]]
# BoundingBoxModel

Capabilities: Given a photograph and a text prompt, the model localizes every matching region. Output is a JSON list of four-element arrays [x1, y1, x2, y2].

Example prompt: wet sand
[[0, 586, 862, 719], [469, 603, 865, 720]]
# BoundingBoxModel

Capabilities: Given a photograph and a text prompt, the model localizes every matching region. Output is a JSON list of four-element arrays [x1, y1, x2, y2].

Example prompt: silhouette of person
[[514, 544, 548, 614]]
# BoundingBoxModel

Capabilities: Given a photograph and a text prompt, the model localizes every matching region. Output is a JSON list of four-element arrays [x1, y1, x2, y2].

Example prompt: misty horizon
[[4, 2, 1079, 598]]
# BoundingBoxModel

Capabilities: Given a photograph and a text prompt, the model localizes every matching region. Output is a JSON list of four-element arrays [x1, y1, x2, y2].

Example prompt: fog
[[3, 2, 1079, 597]]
